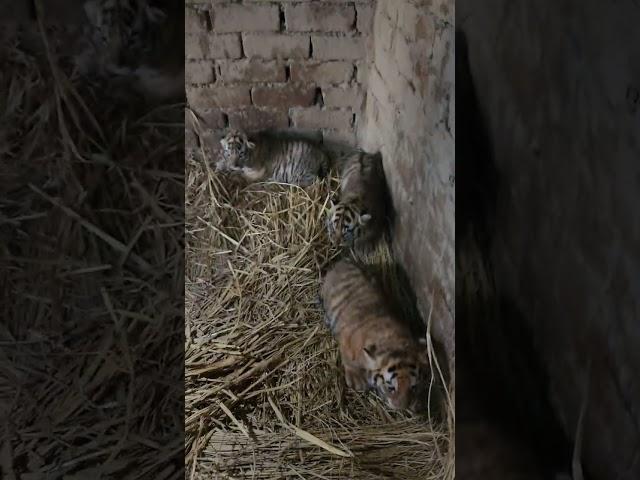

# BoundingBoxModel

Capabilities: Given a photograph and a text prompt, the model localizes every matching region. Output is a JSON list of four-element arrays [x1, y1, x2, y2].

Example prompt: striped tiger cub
[[216, 129, 330, 187], [320, 259, 427, 411], [327, 150, 388, 251]]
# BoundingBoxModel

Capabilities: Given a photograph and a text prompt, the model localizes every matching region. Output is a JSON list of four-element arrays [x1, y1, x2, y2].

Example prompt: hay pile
[[1, 26, 183, 478], [185, 144, 453, 478]]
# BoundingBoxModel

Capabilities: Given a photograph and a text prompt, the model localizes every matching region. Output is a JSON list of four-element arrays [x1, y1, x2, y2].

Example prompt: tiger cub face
[[218, 129, 255, 171], [363, 341, 427, 411], [326, 201, 371, 247]]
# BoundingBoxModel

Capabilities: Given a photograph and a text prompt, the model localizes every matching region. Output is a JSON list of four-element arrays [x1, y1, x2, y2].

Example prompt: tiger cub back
[[217, 129, 329, 186], [327, 151, 389, 251], [320, 259, 426, 411]]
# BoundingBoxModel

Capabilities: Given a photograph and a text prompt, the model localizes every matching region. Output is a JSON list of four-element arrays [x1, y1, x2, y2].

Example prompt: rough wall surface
[[186, 0, 375, 155], [189, 0, 456, 373], [360, 0, 455, 370], [459, 1, 640, 477]]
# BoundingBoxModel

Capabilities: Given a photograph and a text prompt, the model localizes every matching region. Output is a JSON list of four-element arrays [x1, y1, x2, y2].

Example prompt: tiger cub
[[320, 259, 427, 411], [216, 129, 330, 187], [327, 151, 388, 251]]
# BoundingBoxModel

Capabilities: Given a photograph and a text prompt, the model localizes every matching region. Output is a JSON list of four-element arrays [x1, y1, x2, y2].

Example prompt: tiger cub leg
[[343, 364, 369, 391]]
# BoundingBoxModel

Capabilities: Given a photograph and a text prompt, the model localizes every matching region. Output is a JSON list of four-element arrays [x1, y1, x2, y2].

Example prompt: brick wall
[[187, 0, 455, 374], [186, 0, 375, 155], [359, 0, 455, 370]]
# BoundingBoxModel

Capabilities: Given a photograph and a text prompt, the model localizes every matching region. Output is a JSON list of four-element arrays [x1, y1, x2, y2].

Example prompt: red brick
[[322, 86, 363, 109], [243, 34, 310, 59], [208, 34, 242, 59], [356, 4, 374, 34], [227, 108, 289, 131], [187, 86, 251, 109], [290, 61, 353, 84], [197, 129, 222, 152], [186, 61, 215, 84], [252, 84, 316, 108], [185, 7, 208, 33], [211, 3, 279, 33], [285, 4, 355, 32], [218, 60, 286, 83], [197, 109, 227, 129], [322, 128, 357, 147], [311, 36, 365, 60], [291, 108, 353, 130], [186, 35, 208, 59]]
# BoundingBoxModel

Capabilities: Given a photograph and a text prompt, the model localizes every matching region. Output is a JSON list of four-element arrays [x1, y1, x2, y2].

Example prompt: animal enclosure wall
[[186, 0, 455, 371], [360, 0, 455, 371], [185, 0, 375, 155]]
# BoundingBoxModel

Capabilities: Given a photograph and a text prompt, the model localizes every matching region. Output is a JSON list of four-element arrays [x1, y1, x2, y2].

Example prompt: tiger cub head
[[327, 200, 372, 247], [363, 339, 427, 411], [218, 129, 255, 170]]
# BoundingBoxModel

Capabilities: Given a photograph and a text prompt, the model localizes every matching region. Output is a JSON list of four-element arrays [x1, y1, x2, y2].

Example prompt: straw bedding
[[1, 27, 183, 478], [186, 138, 453, 478]]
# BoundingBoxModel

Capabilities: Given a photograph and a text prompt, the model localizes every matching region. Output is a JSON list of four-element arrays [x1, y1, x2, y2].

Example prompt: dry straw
[[186, 128, 454, 478], [1, 21, 183, 479]]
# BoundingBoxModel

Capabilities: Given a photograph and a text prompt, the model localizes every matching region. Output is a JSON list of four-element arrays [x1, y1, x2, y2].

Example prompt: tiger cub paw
[[344, 367, 368, 391]]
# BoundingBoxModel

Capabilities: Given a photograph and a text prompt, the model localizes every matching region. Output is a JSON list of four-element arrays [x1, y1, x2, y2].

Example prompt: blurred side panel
[[0, 1, 185, 478], [456, 0, 640, 478]]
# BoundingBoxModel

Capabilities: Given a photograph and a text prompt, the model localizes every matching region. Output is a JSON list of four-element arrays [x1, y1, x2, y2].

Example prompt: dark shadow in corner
[[455, 29, 574, 477]]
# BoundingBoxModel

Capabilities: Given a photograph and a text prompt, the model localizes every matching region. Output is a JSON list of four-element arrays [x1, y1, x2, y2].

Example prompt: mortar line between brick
[[239, 33, 246, 59], [352, 2, 358, 32], [278, 3, 286, 32]]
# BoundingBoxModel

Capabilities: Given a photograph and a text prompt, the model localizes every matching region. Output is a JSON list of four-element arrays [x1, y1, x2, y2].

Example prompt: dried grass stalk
[[1, 26, 183, 479]]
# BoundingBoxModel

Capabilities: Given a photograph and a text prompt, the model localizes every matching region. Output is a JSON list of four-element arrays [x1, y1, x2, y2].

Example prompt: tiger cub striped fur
[[327, 151, 388, 251], [321, 259, 427, 411], [217, 129, 330, 187]]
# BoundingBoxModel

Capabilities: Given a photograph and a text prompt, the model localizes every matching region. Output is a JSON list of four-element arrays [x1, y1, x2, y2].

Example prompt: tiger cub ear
[[362, 344, 378, 368], [246, 141, 256, 149]]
